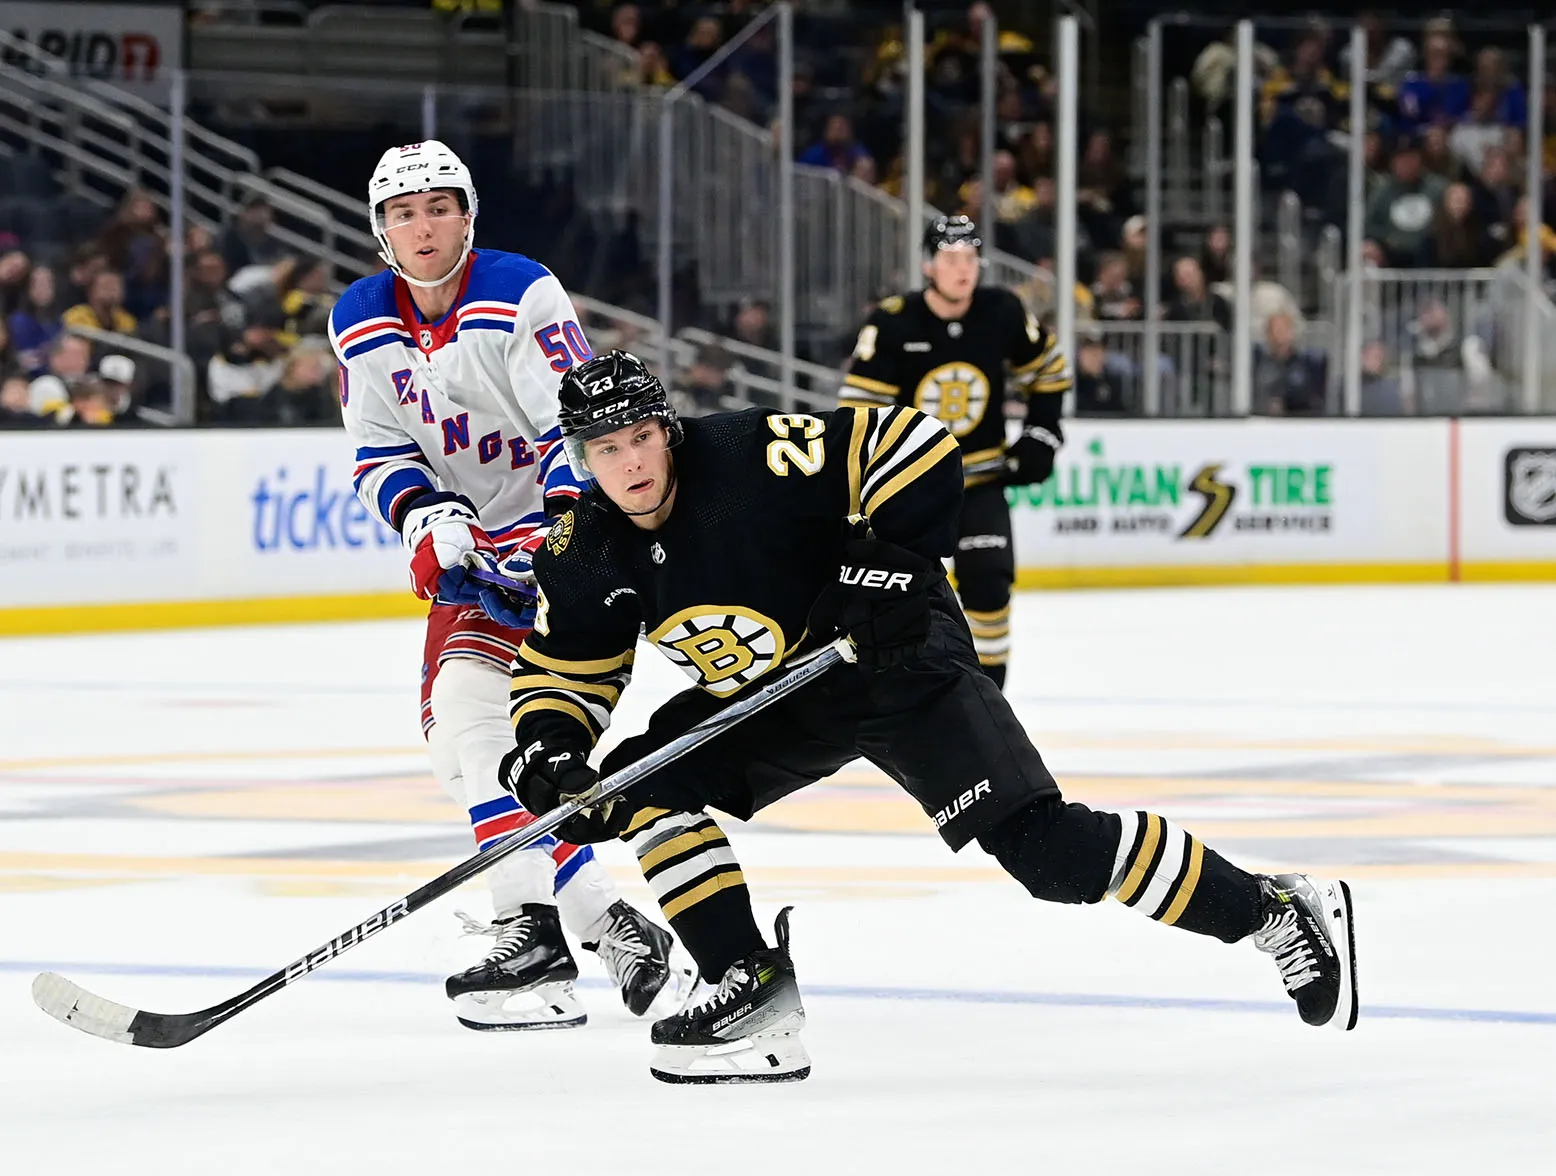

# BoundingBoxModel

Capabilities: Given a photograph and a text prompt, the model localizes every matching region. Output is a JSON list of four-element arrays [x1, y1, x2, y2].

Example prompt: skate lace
[[454, 909, 533, 967], [597, 914, 651, 990], [682, 964, 751, 1020], [1253, 906, 1321, 992]]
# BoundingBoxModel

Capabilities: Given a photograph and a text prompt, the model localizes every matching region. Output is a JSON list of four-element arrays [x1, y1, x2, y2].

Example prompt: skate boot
[[583, 900, 696, 1019], [648, 906, 810, 1084], [446, 903, 586, 1031], [1252, 873, 1358, 1030]]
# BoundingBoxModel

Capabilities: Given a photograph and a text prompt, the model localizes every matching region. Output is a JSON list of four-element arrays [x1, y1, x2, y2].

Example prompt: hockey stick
[[32, 638, 855, 1048]]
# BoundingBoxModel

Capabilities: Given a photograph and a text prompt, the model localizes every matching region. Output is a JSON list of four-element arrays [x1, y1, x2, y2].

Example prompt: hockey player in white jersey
[[328, 140, 689, 1030]]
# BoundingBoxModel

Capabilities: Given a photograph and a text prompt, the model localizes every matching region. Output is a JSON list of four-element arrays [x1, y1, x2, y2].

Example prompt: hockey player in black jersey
[[498, 351, 1358, 1084], [840, 215, 1066, 690]]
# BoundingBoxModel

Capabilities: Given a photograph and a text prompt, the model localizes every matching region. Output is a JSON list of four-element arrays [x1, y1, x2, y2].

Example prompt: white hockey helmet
[[368, 139, 479, 288]]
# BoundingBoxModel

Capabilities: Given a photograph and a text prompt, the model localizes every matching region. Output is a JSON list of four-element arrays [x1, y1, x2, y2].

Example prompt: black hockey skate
[[648, 907, 809, 1084], [1253, 873, 1358, 1030], [583, 900, 696, 1019], [446, 903, 586, 1031]]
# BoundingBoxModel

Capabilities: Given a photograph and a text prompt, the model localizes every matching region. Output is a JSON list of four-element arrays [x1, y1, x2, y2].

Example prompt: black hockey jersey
[[510, 405, 962, 755], [839, 287, 1069, 488]]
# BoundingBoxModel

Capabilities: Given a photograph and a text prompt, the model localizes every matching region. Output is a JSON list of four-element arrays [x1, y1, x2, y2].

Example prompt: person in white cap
[[328, 140, 690, 1032]]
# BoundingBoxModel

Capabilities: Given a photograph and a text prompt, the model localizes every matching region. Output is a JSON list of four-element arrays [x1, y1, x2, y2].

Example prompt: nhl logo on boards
[[651, 542, 666, 564], [419, 329, 433, 349], [546, 511, 575, 556]]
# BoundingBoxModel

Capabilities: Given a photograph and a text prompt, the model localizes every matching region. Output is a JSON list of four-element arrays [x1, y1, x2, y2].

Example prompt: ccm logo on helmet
[[839, 567, 914, 591]]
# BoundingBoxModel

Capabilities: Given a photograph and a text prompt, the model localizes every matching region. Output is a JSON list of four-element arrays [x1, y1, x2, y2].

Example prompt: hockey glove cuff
[[811, 537, 940, 671], [401, 492, 499, 605], [473, 533, 544, 631], [1004, 423, 1064, 487], [499, 740, 624, 844]]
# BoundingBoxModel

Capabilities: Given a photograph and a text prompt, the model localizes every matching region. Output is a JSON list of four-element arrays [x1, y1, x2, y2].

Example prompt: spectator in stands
[[9, 264, 60, 377], [1407, 298, 1469, 415], [1073, 331, 1133, 416], [1497, 196, 1556, 281], [54, 375, 122, 428], [1166, 256, 1231, 331], [1121, 214, 1149, 290], [28, 334, 92, 417], [1090, 252, 1142, 322], [610, 2, 642, 50], [0, 316, 17, 383], [1340, 12, 1417, 88], [1076, 129, 1130, 250], [1360, 339, 1407, 415], [637, 42, 675, 87], [727, 18, 778, 111], [220, 195, 284, 276], [1258, 29, 1346, 194], [1450, 85, 1513, 177], [1209, 259, 1303, 345], [1254, 310, 1327, 415], [1423, 183, 1495, 267], [671, 15, 724, 95], [1019, 177, 1093, 272], [60, 249, 108, 310], [679, 344, 734, 412], [0, 250, 29, 318], [264, 343, 339, 426], [207, 311, 288, 423], [63, 271, 138, 337], [799, 113, 873, 175], [1200, 225, 1232, 286], [1398, 21, 1468, 130], [728, 297, 777, 352], [1471, 145, 1521, 245], [932, 123, 981, 211], [96, 188, 170, 320], [95, 354, 139, 422], [990, 149, 1038, 225], [1016, 121, 1053, 188], [0, 371, 45, 428], [185, 249, 247, 367], [1470, 47, 1527, 128], [1420, 125, 1462, 182], [279, 257, 334, 340], [1365, 135, 1447, 266]]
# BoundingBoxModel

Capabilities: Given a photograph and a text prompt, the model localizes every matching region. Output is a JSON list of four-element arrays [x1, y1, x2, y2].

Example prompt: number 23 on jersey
[[766, 413, 825, 477]]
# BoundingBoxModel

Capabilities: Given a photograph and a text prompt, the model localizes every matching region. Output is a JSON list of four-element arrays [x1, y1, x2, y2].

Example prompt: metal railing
[[63, 324, 198, 426], [1329, 267, 1556, 416]]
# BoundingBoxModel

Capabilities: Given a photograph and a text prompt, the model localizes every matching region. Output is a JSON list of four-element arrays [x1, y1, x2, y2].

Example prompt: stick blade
[[32, 972, 140, 1044]]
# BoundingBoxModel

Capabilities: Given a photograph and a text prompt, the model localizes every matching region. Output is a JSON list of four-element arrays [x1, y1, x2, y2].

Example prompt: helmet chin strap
[[382, 216, 476, 289]]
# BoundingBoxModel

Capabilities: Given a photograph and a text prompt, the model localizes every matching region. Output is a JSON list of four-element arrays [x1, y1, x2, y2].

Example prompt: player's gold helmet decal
[[648, 605, 786, 696], [913, 362, 991, 437]]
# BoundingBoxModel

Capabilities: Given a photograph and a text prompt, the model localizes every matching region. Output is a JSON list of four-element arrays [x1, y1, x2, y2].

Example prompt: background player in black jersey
[[499, 351, 1358, 1085], [840, 215, 1067, 690]]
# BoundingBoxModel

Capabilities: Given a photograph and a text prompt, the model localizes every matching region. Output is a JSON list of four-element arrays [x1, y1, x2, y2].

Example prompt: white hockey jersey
[[328, 249, 590, 557]]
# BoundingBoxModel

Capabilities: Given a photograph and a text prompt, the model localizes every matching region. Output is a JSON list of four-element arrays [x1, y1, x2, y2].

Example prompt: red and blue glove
[[400, 492, 498, 607]]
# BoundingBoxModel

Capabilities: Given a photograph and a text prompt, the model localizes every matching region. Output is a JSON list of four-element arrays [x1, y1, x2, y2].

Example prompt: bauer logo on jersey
[[647, 605, 786, 696], [546, 511, 575, 555], [914, 362, 991, 437]]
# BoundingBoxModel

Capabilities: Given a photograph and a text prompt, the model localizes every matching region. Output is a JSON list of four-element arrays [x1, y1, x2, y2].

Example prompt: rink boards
[[0, 419, 1553, 633]]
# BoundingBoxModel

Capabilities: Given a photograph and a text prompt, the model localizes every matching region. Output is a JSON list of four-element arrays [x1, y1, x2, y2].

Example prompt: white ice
[[1, 585, 1554, 1175]]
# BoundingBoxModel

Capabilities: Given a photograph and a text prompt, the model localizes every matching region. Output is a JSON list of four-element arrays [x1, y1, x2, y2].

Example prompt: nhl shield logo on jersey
[[914, 362, 990, 436], [546, 511, 575, 556], [648, 606, 785, 696], [419, 329, 433, 349]]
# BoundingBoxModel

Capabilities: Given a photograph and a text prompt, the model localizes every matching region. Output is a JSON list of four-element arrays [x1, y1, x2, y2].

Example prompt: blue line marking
[[4, 960, 1553, 1026]]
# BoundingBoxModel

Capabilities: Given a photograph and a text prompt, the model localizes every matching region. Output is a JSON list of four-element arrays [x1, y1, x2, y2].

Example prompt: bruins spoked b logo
[[914, 362, 990, 436], [648, 606, 786, 696]]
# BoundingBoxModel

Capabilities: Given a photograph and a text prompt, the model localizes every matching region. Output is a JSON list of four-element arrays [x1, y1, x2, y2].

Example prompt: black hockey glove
[[810, 537, 940, 671], [1004, 423, 1064, 487], [499, 740, 625, 844]]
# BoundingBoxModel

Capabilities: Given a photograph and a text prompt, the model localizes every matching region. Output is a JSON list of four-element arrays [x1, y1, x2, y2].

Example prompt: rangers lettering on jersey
[[329, 249, 591, 557]]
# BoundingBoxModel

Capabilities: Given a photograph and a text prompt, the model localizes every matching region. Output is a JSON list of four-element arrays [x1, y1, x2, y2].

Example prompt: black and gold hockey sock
[[978, 798, 1264, 943], [963, 604, 1011, 689], [1107, 811, 1263, 943], [624, 807, 764, 981]]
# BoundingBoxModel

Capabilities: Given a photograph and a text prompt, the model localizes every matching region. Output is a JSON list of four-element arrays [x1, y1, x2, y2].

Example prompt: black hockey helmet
[[557, 350, 682, 471], [923, 214, 982, 256]]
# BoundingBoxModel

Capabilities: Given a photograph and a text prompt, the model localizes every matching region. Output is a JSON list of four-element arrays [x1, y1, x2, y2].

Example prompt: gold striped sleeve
[[510, 645, 636, 747], [845, 406, 870, 517], [842, 373, 900, 396], [863, 433, 959, 517]]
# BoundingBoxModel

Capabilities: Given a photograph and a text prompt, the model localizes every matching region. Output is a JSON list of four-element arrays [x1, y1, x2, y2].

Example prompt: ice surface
[[1, 585, 1553, 1174]]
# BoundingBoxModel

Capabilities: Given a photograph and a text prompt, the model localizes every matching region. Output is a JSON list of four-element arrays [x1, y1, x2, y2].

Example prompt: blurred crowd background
[[2, 0, 1553, 428]]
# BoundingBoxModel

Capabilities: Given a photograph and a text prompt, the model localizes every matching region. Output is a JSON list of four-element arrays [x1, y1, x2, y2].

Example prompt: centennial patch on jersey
[[647, 605, 786, 696], [914, 362, 991, 437], [879, 295, 904, 314], [546, 511, 575, 555]]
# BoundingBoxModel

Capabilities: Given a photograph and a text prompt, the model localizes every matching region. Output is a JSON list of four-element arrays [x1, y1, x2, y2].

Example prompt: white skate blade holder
[[650, 1016, 811, 1084], [453, 981, 586, 1032]]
